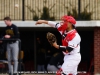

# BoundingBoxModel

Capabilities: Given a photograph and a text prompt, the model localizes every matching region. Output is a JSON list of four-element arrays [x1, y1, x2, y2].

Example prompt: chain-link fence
[[0, 0, 100, 21]]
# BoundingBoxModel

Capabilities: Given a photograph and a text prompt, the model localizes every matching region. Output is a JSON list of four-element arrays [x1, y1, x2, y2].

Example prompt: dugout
[[0, 21, 96, 74], [18, 26, 94, 73]]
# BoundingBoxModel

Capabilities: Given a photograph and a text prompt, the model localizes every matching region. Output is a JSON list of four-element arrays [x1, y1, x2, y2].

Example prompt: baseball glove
[[46, 32, 57, 46]]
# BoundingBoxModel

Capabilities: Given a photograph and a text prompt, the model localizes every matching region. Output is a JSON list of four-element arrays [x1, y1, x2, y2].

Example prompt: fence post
[[22, 0, 25, 21], [78, 0, 81, 20]]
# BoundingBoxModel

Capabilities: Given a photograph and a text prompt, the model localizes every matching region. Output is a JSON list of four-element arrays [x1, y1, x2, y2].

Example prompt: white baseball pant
[[61, 53, 81, 75]]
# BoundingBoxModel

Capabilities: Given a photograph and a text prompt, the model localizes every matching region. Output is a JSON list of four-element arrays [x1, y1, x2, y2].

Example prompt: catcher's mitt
[[46, 32, 57, 46]]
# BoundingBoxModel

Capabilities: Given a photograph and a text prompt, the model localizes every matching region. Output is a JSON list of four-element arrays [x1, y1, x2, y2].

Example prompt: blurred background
[[0, 0, 99, 75], [0, 0, 99, 21]]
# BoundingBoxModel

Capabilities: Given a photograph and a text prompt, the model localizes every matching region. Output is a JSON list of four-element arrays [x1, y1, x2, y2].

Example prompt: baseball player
[[35, 15, 81, 75], [0, 17, 20, 75]]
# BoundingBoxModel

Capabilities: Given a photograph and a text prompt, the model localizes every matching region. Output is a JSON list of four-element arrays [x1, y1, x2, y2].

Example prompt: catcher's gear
[[46, 32, 57, 46], [58, 15, 76, 32], [61, 15, 76, 25]]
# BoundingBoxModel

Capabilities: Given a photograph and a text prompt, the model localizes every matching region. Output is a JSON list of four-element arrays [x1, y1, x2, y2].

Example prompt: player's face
[[67, 22, 73, 28], [4, 20, 11, 26], [67, 22, 70, 28]]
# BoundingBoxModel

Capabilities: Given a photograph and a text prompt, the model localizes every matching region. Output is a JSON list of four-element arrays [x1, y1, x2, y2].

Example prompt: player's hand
[[4, 35, 11, 38], [35, 20, 44, 25]]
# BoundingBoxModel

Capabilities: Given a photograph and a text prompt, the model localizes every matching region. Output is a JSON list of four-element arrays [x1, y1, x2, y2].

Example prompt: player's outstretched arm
[[35, 20, 48, 25], [35, 20, 57, 28]]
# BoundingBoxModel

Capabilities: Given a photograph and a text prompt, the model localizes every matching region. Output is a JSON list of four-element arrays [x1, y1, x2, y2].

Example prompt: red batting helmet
[[61, 15, 76, 25]]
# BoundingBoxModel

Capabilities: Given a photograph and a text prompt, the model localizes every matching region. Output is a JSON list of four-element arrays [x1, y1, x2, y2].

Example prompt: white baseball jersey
[[48, 21, 81, 75]]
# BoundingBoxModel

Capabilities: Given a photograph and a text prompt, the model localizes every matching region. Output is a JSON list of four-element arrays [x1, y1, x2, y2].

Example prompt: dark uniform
[[1, 24, 19, 75]]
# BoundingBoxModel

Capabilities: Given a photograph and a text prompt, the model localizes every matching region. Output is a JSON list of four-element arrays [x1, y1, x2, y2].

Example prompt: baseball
[[15, 4, 19, 8]]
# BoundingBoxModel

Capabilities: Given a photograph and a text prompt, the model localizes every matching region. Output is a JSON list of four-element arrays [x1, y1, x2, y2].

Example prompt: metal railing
[[0, 0, 100, 21]]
